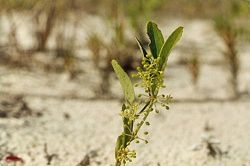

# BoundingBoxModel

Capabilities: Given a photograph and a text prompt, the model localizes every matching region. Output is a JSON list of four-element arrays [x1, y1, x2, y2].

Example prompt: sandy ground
[[0, 17, 250, 165], [1, 96, 250, 166]]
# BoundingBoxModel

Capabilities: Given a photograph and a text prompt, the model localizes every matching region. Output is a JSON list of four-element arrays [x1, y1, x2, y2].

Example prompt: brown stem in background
[[223, 30, 239, 98], [35, 2, 56, 51]]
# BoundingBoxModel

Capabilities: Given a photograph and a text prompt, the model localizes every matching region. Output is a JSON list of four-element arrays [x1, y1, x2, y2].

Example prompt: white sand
[[0, 17, 250, 166], [1, 98, 250, 166]]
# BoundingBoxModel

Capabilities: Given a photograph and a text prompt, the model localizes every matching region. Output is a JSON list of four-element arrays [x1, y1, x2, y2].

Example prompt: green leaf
[[147, 21, 164, 58], [115, 135, 124, 159], [158, 26, 183, 71], [136, 37, 147, 57], [121, 104, 133, 147], [123, 117, 133, 146], [111, 60, 135, 104]]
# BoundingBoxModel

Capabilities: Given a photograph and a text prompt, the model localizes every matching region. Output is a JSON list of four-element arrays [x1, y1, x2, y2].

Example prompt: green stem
[[134, 101, 154, 136], [139, 100, 150, 114]]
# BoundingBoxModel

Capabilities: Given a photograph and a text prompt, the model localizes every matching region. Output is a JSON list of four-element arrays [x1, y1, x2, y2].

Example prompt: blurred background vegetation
[[0, 0, 250, 100]]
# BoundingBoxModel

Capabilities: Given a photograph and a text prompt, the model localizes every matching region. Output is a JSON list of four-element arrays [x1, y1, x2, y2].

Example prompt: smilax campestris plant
[[111, 21, 183, 166]]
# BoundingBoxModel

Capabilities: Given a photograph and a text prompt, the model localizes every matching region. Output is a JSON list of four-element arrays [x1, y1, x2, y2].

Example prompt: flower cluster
[[120, 103, 139, 123], [154, 94, 173, 112], [134, 54, 164, 95], [116, 147, 136, 165]]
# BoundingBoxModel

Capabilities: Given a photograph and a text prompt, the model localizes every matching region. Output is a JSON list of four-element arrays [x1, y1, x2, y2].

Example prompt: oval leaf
[[123, 117, 133, 146], [158, 26, 183, 71], [111, 60, 135, 104], [136, 37, 147, 57], [147, 21, 164, 58], [115, 135, 124, 159]]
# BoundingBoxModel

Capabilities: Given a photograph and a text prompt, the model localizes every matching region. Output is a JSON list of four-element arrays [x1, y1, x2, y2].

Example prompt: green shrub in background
[[213, 0, 249, 98]]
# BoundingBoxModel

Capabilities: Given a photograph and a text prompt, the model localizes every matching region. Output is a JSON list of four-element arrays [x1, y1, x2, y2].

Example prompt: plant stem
[[139, 100, 150, 114], [134, 101, 154, 136]]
